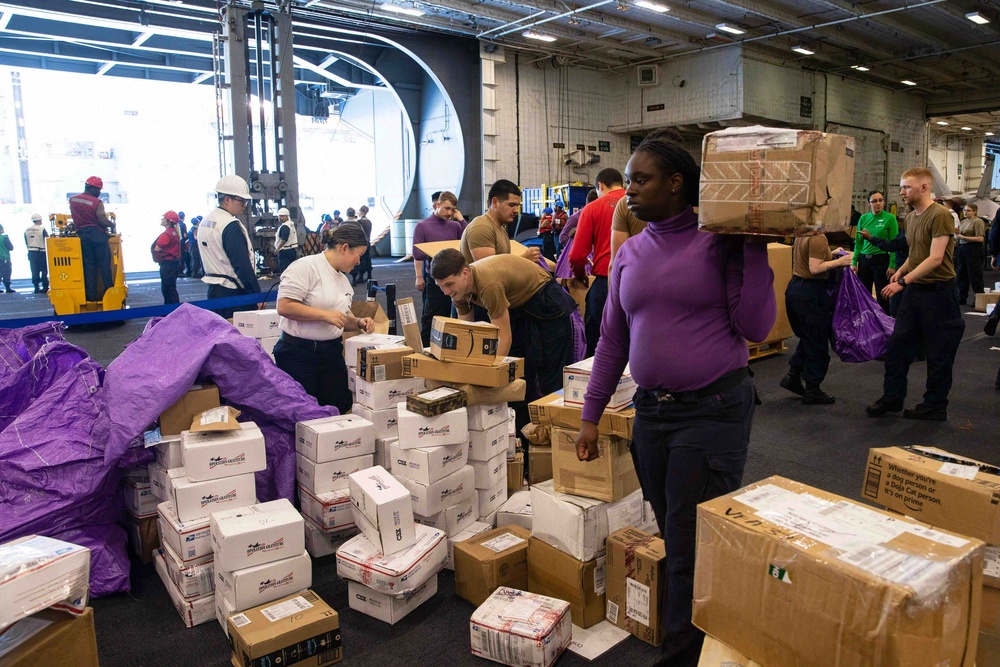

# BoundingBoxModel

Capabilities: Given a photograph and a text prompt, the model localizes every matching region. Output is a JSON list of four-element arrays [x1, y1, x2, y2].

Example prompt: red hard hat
[[85, 175, 103, 189], [163, 210, 179, 223]]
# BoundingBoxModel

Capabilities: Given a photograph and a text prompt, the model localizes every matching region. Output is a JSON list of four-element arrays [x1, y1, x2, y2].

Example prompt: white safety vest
[[24, 226, 47, 251], [276, 220, 298, 250], [199, 207, 255, 290]]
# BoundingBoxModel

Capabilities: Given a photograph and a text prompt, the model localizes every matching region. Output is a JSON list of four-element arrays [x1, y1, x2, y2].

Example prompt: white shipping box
[[352, 404, 400, 441], [215, 586, 237, 637], [209, 498, 305, 573], [155, 436, 184, 469], [390, 442, 468, 486], [233, 309, 280, 338], [159, 542, 214, 600], [478, 475, 509, 519], [181, 423, 267, 482], [415, 498, 478, 537], [471, 452, 507, 490], [148, 461, 186, 502], [297, 486, 354, 532], [258, 336, 279, 355], [470, 588, 572, 667], [398, 465, 477, 517], [355, 377, 425, 411], [296, 415, 375, 463], [171, 472, 257, 523], [296, 453, 374, 495], [445, 521, 492, 571], [303, 516, 351, 559], [124, 478, 160, 518], [344, 334, 406, 369], [216, 551, 312, 612], [563, 358, 634, 411], [154, 550, 214, 628], [468, 402, 509, 431], [157, 501, 213, 563], [530, 480, 655, 562], [0, 535, 90, 630], [348, 577, 438, 625], [348, 466, 416, 556], [348, 368, 357, 395], [468, 420, 509, 462], [396, 405, 469, 449], [497, 490, 533, 532], [335, 524, 446, 595], [374, 437, 397, 472]]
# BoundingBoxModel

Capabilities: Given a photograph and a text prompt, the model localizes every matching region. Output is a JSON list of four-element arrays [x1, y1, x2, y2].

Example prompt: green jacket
[[853, 211, 899, 269], [0, 234, 12, 261]]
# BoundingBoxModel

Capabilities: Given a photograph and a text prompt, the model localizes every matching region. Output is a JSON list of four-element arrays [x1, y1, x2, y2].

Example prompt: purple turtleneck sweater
[[581, 206, 777, 423]]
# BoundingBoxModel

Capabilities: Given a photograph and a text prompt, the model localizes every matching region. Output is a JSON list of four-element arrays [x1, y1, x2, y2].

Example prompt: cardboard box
[[124, 478, 160, 518], [351, 405, 398, 441], [228, 590, 342, 667], [171, 472, 257, 523], [296, 453, 374, 495], [347, 466, 415, 556], [0, 608, 99, 667], [563, 358, 634, 411], [497, 490, 532, 532], [551, 427, 640, 503], [396, 405, 469, 449], [528, 447, 553, 485], [357, 345, 413, 383], [429, 317, 499, 366], [469, 588, 572, 667], [303, 516, 353, 559], [217, 551, 312, 612], [398, 465, 476, 517], [344, 333, 406, 369], [984, 583, 1000, 635], [348, 577, 437, 625], [157, 501, 213, 563], [698, 636, 762, 667], [415, 498, 477, 537], [390, 442, 468, 486], [405, 387, 467, 417], [698, 127, 856, 236], [863, 446, 1000, 544], [374, 437, 396, 472], [478, 475, 508, 519], [693, 475, 983, 667], [469, 420, 509, 462], [297, 486, 354, 533], [210, 498, 305, 573], [987, 545, 1000, 589], [155, 437, 184, 469], [979, 630, 1000, 667], [423, 379, 526, 407], [403, 353, 525, 388], [529, 392, 634, 440], [127, 513, 160, 565], [507, 453, 525, 493], [354, 377, 425, 412], [148, 461, 186, 502], [453, 524, 530, 606], [395, 296, 423, 354], [159, 541, 215, 600], [467, 402, 509, 431], [471, 452, 507, 490], [751, 243, 793, 344], [233, 309, 280, 337], [606, 527, 666, 645], [335, 524, 446, 595], [446, 522, 492, 570], [528, 536, 605, 629], [530, 480, 655, 562], [0, 535, 90, 630], [160, 384, 220, 436], [295, 415, 375, 463], [181, 422, 266, 482], [154, 550, 214, 628], [976, 292, 1000, 312]]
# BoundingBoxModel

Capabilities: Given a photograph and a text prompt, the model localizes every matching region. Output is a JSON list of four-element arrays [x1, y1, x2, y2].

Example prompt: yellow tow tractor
[[46, 212, 128, 316]]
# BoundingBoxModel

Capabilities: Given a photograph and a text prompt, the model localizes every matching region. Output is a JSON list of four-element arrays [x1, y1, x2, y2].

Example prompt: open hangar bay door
[[826, 123, 889, 211]]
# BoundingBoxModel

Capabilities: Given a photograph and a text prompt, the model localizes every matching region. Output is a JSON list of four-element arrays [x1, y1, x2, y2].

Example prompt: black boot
[[903, 403, 947, 421], [779, 370, 805, 396], [802, 384, 835, 405]]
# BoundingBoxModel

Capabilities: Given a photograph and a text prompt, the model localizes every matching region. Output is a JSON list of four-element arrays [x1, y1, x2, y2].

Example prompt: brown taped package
[[159, 384, 220, 436], [228, 590, 342, 667], [429, 317, 499, 366], [976, 292, 999, 313], [694, 475, 983, 667], [698, 127, 855, 236], [527, 536, 606, 629], [127, 514, 160, 565], [551, 427, 640, 503], [402, 353, 524, 388], [2, 608, 100, 667], [422, 378, 525, 406], [507, 452, 525, 493], [453, 524, 530, 606], [528, 447, 553, 485], [698, 635, 762, 667], [529, 393, 634, 440], [751, 243, 792, 345], [357, 346, 413, 383], [606, 527, 665, 646]]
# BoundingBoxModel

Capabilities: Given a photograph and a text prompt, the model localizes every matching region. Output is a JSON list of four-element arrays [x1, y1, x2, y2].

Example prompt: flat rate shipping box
[[160, 541, 215, 600], [430, 317, 500, 366], [157, 501, 213, 563], [693, 475, 984, 667], [0, 608, 99, 667], [469, 587, 572, 667], [160, 383, 220, 436], [527, 536, 606, 629], [0, 535, 90, 630], [228, 590, 342, 667], [154, 550, 214, 627], [551, 427, 640, 503], [698, 126, 856, 236], [297, 487, 354, 533], [295, 415, 375, 463], [605, 527, 666, 646], [453, 524, 530, 606], [335, 524, 446, 596], [403, 353, 525, 388]]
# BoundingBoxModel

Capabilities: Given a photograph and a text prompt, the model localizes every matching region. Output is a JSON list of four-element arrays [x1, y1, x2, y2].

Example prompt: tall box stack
[[155, 500, 217, 627], [343, 333, 407, 397], [233, 309, 281, 362], [467, 402, 510, 525], [123, 471, 160, 565]]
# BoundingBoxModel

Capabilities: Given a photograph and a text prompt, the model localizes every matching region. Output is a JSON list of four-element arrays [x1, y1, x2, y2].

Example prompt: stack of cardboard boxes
[[122, 466, 159, 565], [343, 332, 408, 399], [233, 309, 281, 362]]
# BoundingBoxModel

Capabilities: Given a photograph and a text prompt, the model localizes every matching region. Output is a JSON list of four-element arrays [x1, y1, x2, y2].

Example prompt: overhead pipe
[[479, 8, 550, 37], [494, 0, 617, 39]]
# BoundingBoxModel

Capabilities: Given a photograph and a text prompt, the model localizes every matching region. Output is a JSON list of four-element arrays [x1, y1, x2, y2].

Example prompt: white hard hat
[[31, 213, 42, 222], [277, 207, 290, 216], [215, 174, 250, 198]]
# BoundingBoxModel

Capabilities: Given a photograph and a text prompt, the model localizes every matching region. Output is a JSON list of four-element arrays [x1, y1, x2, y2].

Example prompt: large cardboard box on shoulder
[[228, 590, 342, 667], [693, 475, 984, 667], [550, 427, 639, 503], [527, 536, 606, 629], [1, 608, 100, 667], [698, 126, 856, 237]]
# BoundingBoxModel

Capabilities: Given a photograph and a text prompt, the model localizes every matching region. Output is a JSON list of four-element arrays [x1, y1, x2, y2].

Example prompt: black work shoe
[[803, 388, 835, 405], [866, 398, 903, 417], [903, 404, 947, 421], [779, 373, 805, 396]]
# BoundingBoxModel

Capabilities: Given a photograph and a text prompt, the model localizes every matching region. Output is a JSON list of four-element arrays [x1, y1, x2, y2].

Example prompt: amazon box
[[527, 536, 606, 629], [0, 608, 99, 667], [606, 527, 666, 645], [551, 427, 640, 503], [160, 384, 220, 436], [357, 345, 413, 383], [423, 379, 526, 406], [295, 415, 375, 463], [429, 317, 499, 366], [692, 475, 983, 667], [403, 353, 525, 388], [343, 333, 405, 369], [529, 392, 635, 440], [698, 126, 856, 236], [453, 524, 530, 607], [227, 590, 342, 667]]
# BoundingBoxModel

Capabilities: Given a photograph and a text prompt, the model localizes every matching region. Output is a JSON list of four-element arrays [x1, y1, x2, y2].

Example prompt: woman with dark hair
[[273, 224, 374, 413], [574, 129, 776, 667], [852, 190, 898, 314], [151, 210, 183, 304], [955, 202, 986, 306]]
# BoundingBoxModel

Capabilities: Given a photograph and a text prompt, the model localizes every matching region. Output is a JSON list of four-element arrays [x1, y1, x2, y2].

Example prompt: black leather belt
[[278, 332, 342, 352], [637, 367, 749, 403], [910, 278, 956, 292]]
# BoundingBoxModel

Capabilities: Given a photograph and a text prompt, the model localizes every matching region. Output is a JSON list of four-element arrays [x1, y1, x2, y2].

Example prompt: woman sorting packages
[[273, 225, 374, 414]]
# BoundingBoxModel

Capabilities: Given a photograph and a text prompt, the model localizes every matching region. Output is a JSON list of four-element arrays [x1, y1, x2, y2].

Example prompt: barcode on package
[[261, 596, 313, 622], [863, 467, 881, 499], [481, 533, 525, 553], [606, 600, 619, 624], [398, 302, 417, 326], [594, 557, 606, 596], [984, 546, 1000, 579], [231, 613, 251, 628], [199, 407, 229, 426], [374, 365, 386, 382], [626, 578, 650, 625]]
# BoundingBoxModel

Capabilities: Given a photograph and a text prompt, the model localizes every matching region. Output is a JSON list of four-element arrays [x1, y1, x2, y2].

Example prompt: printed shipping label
[[398, 302, 417, 326], [480, 533, 525, 554], [937, 462, 979, 480], [594, 556, 606, 596], [606, 600, 619, 624], [261, 596, 314, 622], [230, 613, 251, 628], [984, 545, 1000, 579], [625, 578, 650, 625], [199, 407, 230, 426]]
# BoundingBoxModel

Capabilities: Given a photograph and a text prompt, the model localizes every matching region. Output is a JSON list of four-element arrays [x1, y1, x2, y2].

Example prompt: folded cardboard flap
[[189, 406, 241, 432]]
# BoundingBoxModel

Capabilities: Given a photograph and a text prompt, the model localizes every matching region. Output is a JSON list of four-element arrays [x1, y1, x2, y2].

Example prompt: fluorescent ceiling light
[[901, 79, 917, 86], [986, 131, 995, 136], [961, 126, 972, 131], [636, 1, 670, 13], [523, 31, 557, 42], [966, 11, 990, 24], [850, 65, 870, 71], [936, 121, 949, 125], [715, 23, 744, 34], [380, 4, 425, 17], [791, 45, 814, 55]]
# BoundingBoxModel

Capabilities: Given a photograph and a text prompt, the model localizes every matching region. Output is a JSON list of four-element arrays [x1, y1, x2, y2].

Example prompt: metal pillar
[[11, 71, 31, 204]]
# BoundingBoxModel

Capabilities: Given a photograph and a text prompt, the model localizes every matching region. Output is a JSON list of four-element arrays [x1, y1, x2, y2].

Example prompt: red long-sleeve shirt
[[569, 189, 624, 278]]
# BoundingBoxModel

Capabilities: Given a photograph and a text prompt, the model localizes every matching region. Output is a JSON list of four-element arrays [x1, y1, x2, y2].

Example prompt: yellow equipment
[[48, 213, 71, 233], [46, 212, 127, 315]]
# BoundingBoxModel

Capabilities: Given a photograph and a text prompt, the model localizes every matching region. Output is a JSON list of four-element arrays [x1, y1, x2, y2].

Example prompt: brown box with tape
[[527, 536, 606, 629], [403, 353, 524, 388], [605, 527, 665, 646], [228, 590, 342, 667], [529, 392, 634, 440], [160, 384, 220, 436], [551, 427, 639, 503], [3, 608, 100, 667], [453, 524, 530, 607], [357, 346, 413, 383], [429, 317, 499, 366]]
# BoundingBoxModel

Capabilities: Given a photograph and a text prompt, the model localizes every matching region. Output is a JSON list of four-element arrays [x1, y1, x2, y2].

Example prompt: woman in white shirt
[[274, 225, 374, 413]]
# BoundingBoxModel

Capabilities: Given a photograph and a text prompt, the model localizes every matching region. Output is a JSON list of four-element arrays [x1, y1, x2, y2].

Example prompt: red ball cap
[[85, 175, 103, 189], [163, 210, 179, 223]]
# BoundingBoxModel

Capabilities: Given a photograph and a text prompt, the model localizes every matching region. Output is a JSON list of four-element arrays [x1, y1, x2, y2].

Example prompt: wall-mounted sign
[[598, 141, 611, 152], [800, 96, 813, 118], [553, 142, 565, 149], [576, 144, 586, 150], [646, 103, 665, 112]]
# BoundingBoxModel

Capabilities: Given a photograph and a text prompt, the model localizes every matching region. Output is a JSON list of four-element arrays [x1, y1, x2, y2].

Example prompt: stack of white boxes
[[210, 499, 309, 636], [233, 309, 281, 362], [294, 415, 376, 557], [343, 332, 406, 397], [123, 467, 160, 564], [467, 402, 511, 527]]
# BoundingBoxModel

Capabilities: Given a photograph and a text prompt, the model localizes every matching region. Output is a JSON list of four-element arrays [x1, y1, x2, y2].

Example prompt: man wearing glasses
[[200, 174, 261, 318], [852, 190, 898, 314]]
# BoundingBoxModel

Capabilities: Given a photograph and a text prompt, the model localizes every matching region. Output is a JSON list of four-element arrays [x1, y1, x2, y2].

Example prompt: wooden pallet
[[748, 339, 787, 361]]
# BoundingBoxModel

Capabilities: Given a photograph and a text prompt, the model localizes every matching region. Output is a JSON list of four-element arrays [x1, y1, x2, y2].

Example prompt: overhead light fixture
[[715, 23, 745, 34], [791, 45, 815, 55], [986, 131, 996, 136], [961, 126, 972, 131], [936, 121, 949, 125], [380, 4, 425, 17], [523, 31, 557, 42], [966, 11, 990, 24], [901, 79, 917, 86], [850, 65, 870, 71], [636, 1, 670, 12]]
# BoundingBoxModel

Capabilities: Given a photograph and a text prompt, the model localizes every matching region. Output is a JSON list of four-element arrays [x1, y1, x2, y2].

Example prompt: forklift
[[46, 212, 128, 315]]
